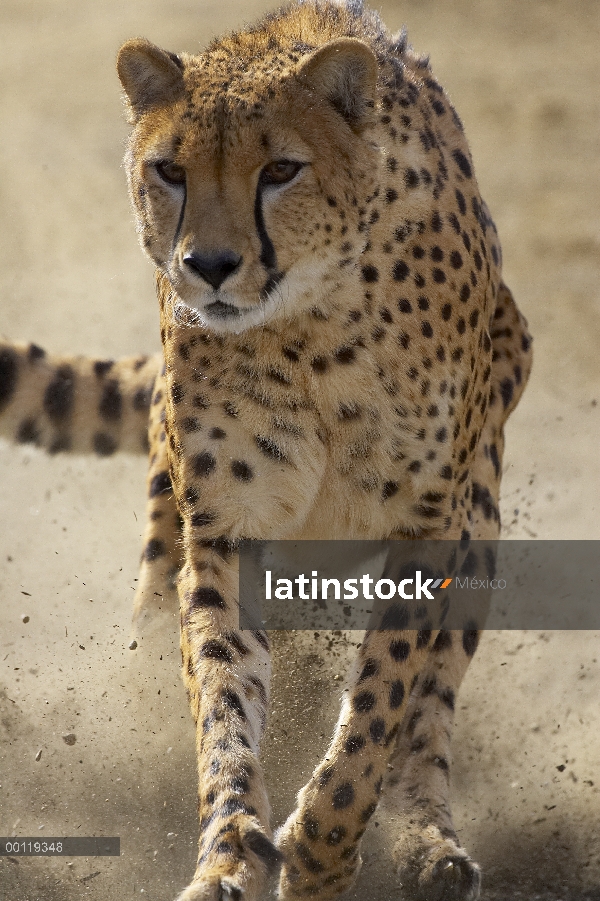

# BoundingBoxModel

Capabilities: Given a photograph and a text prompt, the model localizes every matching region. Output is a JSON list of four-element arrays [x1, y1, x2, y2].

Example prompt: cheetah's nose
[[183, 251, 242, 290]]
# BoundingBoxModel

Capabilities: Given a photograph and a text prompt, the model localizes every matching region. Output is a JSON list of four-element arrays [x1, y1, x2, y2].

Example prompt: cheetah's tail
[[0, 341, 162, 456]]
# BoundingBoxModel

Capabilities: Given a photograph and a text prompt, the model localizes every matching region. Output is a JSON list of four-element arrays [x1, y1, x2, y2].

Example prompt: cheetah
[[0, 1, 532, 899]]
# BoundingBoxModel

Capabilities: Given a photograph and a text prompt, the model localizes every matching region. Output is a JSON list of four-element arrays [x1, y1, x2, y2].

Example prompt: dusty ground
[[0, 1, 599, 899]]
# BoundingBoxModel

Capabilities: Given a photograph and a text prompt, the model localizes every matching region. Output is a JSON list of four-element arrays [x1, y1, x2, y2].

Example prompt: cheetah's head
[[118, 35, 380, 334]]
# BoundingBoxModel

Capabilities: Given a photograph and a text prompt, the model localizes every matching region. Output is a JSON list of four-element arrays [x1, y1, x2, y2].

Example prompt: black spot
[[144, 539, 165, 561], [490, 443, 500, 478], [455, 190, 466, 215], [398, 298, 412, 314], [200, 641, 233, 662], [345, 735, 366, 754], [381, 603, 410, 629], [231, 460, 254, 482], [255, 435, 287, 461], [133, 385, 152, 411], [404, 168, 420, 188], [389, 680, 405, 709], [181, 417, 199, 433], [407, 709, 423, 736], [432, 269, 446, 284], [226, 632, 250, 657], [353, 691, 376, 713], [369, 718, 385, 743], [326, 827, 346, 846], [149, 471, 172, 497], [393, 260, 410, 282], [433, 630, 452, 653], [223, 690, 246, 719], [470, 310, 479, 329], [361, 265, 379, 283], [360, 802, 377, 823], [16, 417, 40, 444], [359, 659, 379, 681], [389, 639, 410, 661], [311, 356, 328, 373], [282, 346, 300, 362], [93, 432, 117, 456], [422, 676, 437, 696], [189, 587, 226, 610], [332, 783, 355, 809], [171, 383, 184, 404], [252, 630, 269, 651], [416, 629, 431, 649], [338, 403, 361, 421], [93, 359, 113, 377], [385, 188, 398, 203], [245, 830, 283, 874], [335, 346, 356, 364], [194, 452, 216, 476], [191, 511, 216, 528], [220, 798, 255, 817], [382, 480, 399, 500], [319, 766, 335, 787], [199, 536, 237, 560], [44, 365, 74, 421], [500, 378, 514, 409], [98, 379, 123, 422], [295, 842, 324, 873], [452, 149, 472, 178], [185, 487, 199, 505], [462, 627, 479, 657], [421, 321, 433, 338], [439, 687, 456, 710]]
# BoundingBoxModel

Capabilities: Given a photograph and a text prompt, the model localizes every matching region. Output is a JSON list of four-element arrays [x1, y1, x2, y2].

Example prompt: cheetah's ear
[[297, 38, 378, 134], [117, 39, 184, 118]]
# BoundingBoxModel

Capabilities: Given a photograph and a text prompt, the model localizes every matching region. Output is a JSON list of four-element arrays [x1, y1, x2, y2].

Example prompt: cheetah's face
[[118, 38, 380, 333]]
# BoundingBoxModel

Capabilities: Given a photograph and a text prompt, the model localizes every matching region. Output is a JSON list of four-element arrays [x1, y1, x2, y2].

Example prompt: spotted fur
[[0, 2, 532, 900]]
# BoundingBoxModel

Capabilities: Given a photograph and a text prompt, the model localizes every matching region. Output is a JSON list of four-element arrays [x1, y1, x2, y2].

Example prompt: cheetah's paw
[[395, 825, 481, 901], [175, 827, 282, 901], [175, 876, 245, 901]]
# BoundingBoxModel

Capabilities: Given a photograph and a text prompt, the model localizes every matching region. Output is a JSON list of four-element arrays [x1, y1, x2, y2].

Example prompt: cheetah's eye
[[260, 160, 304, 186], [155, 160, 186, 186]]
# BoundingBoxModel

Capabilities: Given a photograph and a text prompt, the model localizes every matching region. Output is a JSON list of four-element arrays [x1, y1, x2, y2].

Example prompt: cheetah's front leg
[[387, 629, 482, 901], [276, 628, 437, 900], [132, 369, 183, 639], [175, 543, 281, 901]]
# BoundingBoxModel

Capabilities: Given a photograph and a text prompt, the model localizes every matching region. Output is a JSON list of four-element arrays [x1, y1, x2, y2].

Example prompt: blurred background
[[0, 1, 598, 899]]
